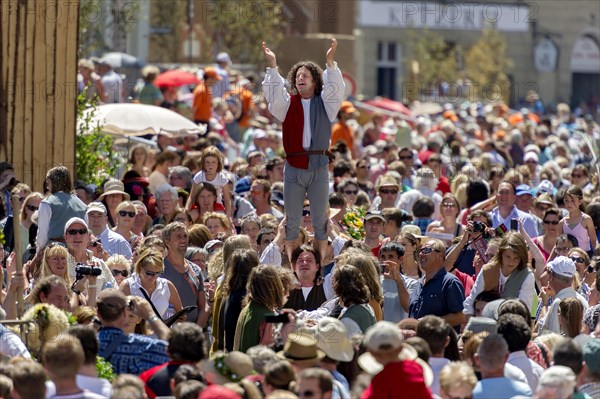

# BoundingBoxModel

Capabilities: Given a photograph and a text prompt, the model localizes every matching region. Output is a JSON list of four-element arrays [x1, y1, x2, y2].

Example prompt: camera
[[75, 263, 102, 279], [380, 263, 388, 274], [473, 221, 485, 232]]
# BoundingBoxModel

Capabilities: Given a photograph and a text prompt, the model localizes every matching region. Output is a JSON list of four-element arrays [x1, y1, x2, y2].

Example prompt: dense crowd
[[0, 43, 598, 399]]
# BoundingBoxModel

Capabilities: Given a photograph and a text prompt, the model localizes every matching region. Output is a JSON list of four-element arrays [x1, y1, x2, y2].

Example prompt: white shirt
[[339, 303, 375, 338], [46, 375, 111, 398], [429, 357, 451, 396], [507, 350, 544, 392], [0, 325, 31, 359], [36, 201, 52, 252]]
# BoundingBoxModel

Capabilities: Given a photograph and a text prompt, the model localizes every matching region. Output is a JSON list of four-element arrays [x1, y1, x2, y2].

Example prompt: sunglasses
[[543, 220, 559, 225], [399, 155, 412, 160], [91, 240, 101, 247], [144, 269, 163, 277], [570, 256, 585, 263], [47, 241, 67, 249], [26, 204, 38, 212], [302, 209, 311, 216], [119, 210, 136, 217], [380, 189, 398, 195], [111, 269, 129, 277], [419, 247, 440, 255], [66, 228, 88, 235], [343, 190, 358, 195], [441, 203, 457, 208]]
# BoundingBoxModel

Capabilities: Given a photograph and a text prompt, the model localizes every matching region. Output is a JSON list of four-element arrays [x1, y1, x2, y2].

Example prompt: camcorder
[[75, 263, 102, 280]]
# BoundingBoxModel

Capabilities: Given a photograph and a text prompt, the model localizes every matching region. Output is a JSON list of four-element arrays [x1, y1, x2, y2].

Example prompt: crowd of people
[[0, 39, 598, 399]]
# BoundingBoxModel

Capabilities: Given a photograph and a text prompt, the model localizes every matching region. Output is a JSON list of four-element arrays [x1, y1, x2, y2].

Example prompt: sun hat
[[547, 256, 577, 279], [277, 331, 325, 366], [536, 193, 555, 206], [99, 179, 130, 201], [376, 175, 400, 190], [203, 351, 255, 385], [314, 318, 354, 362]]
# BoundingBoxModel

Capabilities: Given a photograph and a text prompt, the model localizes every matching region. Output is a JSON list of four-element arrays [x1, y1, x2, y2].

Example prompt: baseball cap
[[204, 66, 223, 80], [364, 210, 385, 222], [516, 184, 533, 197], [536, 180, 556, 197], [253, 129, 267, 139], [547, 256, 577, 278], [86, 201, 107, 215], [64, 217, 88, 235], [97, 288, 128, 310], [364, 321, 404, 352], [216, 52, 232, 64], [582, 339, 600, 373]]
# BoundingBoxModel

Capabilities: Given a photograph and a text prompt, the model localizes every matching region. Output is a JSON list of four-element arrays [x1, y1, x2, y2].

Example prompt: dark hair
[[332, 265, 370, 306], [155, 150, 178, 166], [332, 160, 353, 178], [46, 166, 73, 193], [298, 368, 333, 393], [257, 227, 276, 245], [497, 313, 531, 352], [168, 322, 206, 362], [586, 202, 600, 231], [382, 208, 411, 229], [553, 338, 583, 375], [404, 336, 432, 363], [543, 207, 561, 221], [558, 298, 584, 338], [30, 275, 68, 304], [380, 242, 405, 258], [412, 197, 435, 218], [565, 185, 585, 211], [557, 233, 579, 248], [466, 181, 490, 208], [416, 316, 450, 356], [68, 324, 98, 365], [287, 61, 324, 96], [8, 360, 47, 399], [223, 249, 259, 296], [329, 192, 346, 208], [264, 359, 295, 390], [497, 299, 532, 327]]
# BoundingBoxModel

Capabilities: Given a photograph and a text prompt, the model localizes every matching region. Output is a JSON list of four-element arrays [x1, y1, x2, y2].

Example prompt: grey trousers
[[284, 162, 330, 241]]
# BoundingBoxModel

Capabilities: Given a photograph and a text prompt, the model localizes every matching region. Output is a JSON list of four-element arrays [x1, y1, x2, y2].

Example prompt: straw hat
[[99, 179, 130, 201], [277, 331, 325, 366], [202, 351, 255, 385], [376, 175, 400, 190], [314, 318, 354, 362]]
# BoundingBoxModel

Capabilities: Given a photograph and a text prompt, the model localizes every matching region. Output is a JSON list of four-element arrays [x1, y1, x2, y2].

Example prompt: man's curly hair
[[287, 61, 324, 96]]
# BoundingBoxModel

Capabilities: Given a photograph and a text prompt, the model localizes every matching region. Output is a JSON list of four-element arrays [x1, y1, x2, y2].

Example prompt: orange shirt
[[225, 87, 254, 128], [330, 121, 353, 153], [192, 82, 212, 122]]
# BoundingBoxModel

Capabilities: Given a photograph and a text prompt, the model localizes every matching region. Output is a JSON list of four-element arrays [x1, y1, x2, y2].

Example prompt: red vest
[[282, 94, 309, 169]]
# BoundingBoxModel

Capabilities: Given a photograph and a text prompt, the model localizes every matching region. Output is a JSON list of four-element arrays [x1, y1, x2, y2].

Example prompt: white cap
[[216, 52, 231, 64], [547, 256, 577, 278], [524, 152, 539, 163], [64, 217, 88, 235], [364, 321, 404, 352]]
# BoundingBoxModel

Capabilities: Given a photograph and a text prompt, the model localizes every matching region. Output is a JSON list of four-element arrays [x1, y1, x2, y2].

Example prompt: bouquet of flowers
[[342, 206, 367, 240]]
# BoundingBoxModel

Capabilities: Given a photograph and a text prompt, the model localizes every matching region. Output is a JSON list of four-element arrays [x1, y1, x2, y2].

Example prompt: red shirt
[[361, 360, 432, 399]]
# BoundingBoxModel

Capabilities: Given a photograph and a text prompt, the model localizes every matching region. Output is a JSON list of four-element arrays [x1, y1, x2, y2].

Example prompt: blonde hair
[[40, 245, 71, 285], [106, 254, 131, 270], [134, 249, 164, 274], [439, 361, 478, 395]]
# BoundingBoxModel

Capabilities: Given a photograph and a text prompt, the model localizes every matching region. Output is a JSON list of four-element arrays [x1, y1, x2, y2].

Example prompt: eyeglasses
[[380, 189, 398, 195], [256, 175, 269, 179], [143, 269, 163, 277], [543, 220, 559, 225], [441, 202, 457, 208], [343, 190, 358, 195], [111, 269, 129, 277], [119, 210, 136, 217], [419, 247, 440, 255], [26, 204, 38, 212], [302, 209, 311, 216], [66, 228, 88, 235], [570, 256, 585, 263]]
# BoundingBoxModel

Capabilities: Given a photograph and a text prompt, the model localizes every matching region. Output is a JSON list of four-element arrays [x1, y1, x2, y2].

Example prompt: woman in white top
[[120, 249, 182, 319]]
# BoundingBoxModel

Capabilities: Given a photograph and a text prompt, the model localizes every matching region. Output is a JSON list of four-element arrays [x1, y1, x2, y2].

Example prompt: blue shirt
[[98, 327, 169, 375], [490, 206, 539, 238], [409, 267, 465, 323], [473, 377, 532, 399]]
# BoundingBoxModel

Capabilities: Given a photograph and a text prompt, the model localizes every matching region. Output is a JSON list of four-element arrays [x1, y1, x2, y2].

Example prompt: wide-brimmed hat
[[314, 318, 354, 362], [99, 179, 130, 201], [358, 343, 433, 387], [277, 332, 325, 366], [202, 351, 255, 385], [536, 192, 554, 206]]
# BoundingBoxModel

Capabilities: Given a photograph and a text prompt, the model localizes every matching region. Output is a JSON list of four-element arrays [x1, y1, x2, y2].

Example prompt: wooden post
[[10, 195, 23, 317]]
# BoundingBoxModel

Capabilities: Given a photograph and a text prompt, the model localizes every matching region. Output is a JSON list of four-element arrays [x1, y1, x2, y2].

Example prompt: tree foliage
[[76, 90, 118, 187], [464, 29, 513, 104], [208, 0, 287, 65], [148, 0, 187, 62]]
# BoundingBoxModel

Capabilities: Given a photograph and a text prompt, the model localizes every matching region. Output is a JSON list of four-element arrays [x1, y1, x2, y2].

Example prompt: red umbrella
[[365, 98, 412, 116], [155, 69, 200, 88]]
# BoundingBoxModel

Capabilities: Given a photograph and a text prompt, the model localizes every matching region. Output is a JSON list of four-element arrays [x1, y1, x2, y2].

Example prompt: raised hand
[[262, 41, 277, 68], [326, 37, 338, 67]]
